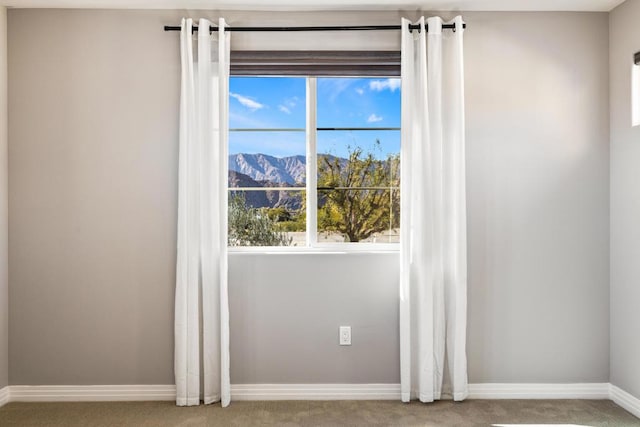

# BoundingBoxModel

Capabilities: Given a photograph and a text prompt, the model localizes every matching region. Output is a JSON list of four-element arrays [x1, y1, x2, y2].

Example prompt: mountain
[[227, 153, 352, 211], [228, 170, 303, 210], [228, 153, 349, 185], [229, 153, 306, 185]]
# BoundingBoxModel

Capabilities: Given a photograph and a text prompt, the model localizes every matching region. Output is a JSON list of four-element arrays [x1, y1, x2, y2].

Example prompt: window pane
[[228, 189, 306, 247], [316, 76, 400, 245], [229, 131, 306, 187], [228, 76, 307, 247], [229, 77, 305, 129], [317, 188, 399, 243], [316, 146, 400, 242], [317, 77, 401, 128], [317, 130, 400, 162]]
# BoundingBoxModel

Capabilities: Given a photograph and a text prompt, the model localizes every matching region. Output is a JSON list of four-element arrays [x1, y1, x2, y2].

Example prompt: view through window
[[228, 76, 400, 247]]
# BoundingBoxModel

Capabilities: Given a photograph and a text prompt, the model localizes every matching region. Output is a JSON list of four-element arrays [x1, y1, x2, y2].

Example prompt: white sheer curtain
[[399, 15, 468, 403], [175, 17, 231, 407]]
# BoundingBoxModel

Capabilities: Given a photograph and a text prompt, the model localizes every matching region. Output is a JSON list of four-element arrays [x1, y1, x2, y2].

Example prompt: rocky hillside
[[229, 153, 306, 185], [228, 170, 303, 210], [227, 153, 356, 210]]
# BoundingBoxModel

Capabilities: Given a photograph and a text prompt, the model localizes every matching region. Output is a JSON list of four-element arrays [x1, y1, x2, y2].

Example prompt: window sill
[[228, 244, 399, 255]]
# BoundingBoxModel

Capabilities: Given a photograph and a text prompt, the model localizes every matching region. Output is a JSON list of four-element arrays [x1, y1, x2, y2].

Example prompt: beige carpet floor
[[0, 399, 639, 426]]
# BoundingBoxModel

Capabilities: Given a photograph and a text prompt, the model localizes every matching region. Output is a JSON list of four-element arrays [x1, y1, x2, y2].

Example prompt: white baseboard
[[0, 386, 9, 407], [231, 384, 401, 400], [0, 382, 638, 421], [9, 385, 176, 402], [610, 384, 640, 419], [0, 383, 619, 403], [468, 383, 610, 400]]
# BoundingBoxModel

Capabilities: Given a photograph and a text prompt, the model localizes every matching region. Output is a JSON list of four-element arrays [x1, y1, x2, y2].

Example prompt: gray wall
[[610, 0, 640, 399], [464, 11, 609, 384], [0, 5, 8, 390], [229, 253, 399, 383], [7, 9, 610, 386]]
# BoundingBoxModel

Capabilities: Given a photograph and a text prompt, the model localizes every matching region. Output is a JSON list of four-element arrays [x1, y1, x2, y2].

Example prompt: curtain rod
[[163, 23, 465, 33]]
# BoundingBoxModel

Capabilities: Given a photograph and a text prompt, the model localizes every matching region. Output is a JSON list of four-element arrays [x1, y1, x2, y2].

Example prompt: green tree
[[228, 193, 292, 246], [265, 206, 292, 222], [317, 141, 400, 242]]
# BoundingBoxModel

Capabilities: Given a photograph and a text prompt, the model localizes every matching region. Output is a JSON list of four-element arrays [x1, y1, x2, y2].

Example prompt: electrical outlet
[[339, 326, 351, 346]]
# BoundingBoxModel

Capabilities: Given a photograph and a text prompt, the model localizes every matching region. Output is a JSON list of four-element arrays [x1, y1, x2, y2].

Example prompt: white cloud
[[319, 78, 354, 101], [230, 92, 264, 111], [367, 113, 383, 123], [355, 88, 364, 95], [284, 96, 298, 108], [277, 96, 298, 114], [369, 78, 401, 92]]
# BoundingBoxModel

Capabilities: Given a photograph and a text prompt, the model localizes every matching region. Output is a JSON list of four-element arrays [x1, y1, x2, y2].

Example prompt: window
[[633, 51, 640, 127], [228, 74, 401, 249]]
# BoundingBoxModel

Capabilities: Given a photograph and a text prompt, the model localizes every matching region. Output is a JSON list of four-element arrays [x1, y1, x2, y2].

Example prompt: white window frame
[[633, 61, 640, 127], [228, 76, 400, 253]]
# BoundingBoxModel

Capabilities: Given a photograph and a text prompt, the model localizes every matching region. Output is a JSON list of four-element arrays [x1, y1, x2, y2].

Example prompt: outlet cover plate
[[339, 326, 351, 346]]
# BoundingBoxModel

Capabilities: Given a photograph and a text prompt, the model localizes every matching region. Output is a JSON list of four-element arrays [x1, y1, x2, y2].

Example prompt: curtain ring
[[452, 23, 457, 32]]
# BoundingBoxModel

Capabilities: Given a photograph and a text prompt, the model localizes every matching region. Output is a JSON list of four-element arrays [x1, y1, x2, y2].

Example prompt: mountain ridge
[[229, 153, 306, 185], [228, 170, 302, 210], [228, 152, 349, 186], [228, 153, 346, 210]]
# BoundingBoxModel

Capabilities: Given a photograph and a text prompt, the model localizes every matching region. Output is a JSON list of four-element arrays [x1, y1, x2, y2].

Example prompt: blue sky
[[228, 77, 401, 159]]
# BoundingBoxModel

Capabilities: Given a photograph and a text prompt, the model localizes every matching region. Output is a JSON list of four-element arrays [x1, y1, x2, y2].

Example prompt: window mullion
[[306, 77, 318, 247]]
